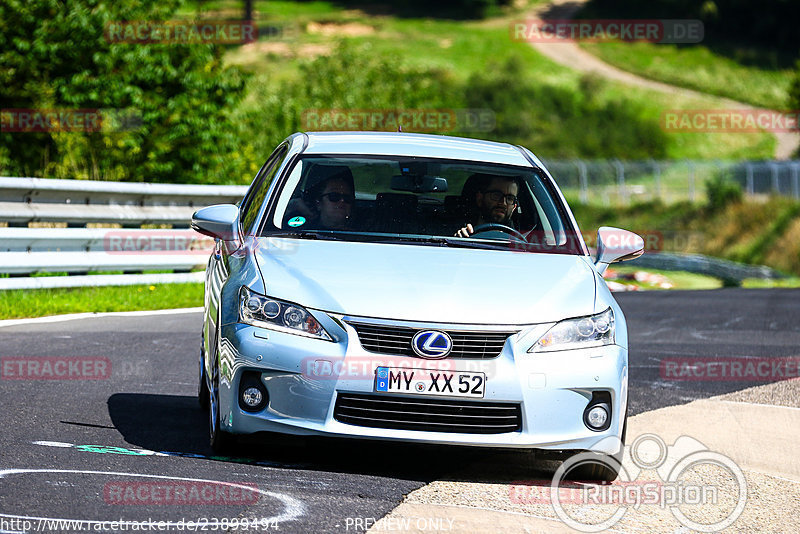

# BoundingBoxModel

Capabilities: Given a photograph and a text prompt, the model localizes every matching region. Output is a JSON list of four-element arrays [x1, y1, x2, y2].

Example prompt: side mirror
[[191, 204, 240, 242], [594, 226, 644, 275]]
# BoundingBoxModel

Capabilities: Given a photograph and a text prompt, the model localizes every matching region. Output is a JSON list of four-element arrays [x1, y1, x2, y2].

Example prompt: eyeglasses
[[320, 192, 355, 204], [483, 190, 518, 205]]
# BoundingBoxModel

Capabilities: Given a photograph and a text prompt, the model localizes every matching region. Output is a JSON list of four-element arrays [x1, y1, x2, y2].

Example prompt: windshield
[[262, 155, 584, 255]]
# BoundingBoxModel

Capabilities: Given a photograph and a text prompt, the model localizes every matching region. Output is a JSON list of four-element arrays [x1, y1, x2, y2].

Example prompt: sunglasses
[[320, 192, 355, 204]]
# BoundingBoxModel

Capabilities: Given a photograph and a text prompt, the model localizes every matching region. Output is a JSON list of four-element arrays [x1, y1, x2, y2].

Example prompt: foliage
[[581, 0, 800, 53], [791, 60, 800, 157], [705, 174, 742, 212], [465, 58, 668, 158], [233, 42, 463, 165], [233, 46, 670, 174], [0, 0, 250, 183]]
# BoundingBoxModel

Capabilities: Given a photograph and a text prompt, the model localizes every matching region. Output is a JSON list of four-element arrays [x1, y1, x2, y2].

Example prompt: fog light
[[586, 405, 609, 429], [242, 387, 263, 408]]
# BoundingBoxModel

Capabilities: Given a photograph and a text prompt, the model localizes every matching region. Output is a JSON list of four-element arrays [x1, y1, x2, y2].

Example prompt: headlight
[[529, 308, 615, 353], [239, 286, 332, 341]]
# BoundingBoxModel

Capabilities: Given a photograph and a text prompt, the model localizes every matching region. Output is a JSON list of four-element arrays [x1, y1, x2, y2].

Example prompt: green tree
[[791, 60, 800, 158], [0, 0, 249, 183]]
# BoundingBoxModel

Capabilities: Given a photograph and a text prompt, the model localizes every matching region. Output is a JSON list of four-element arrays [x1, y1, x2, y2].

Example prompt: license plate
[[374, 367, 486, 398]]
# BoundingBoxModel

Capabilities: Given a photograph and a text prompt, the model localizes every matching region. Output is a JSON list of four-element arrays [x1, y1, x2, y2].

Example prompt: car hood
[[254, 238, 596, 325]]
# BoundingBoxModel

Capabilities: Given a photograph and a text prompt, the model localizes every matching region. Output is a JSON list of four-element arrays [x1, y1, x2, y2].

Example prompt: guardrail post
[[792, 164, 800, 200], [577, 161, 588, 204], [650, 159, 661, 200], [613, 160, 626, 205], [746, 163, 754, 196], [770, 163, 780, 194]]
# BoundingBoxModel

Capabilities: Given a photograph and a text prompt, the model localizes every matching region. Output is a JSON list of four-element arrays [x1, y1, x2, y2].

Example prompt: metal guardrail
[[628, 252, 784, 284], [0, 176, 246, 226], [543, 159, 800, 205], [0, 177, 246, 290], [0, 175, 786, 290]]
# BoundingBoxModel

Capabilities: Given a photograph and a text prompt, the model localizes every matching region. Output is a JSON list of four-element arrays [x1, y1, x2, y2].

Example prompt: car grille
[[346, 321, 515, 359], [333, 393, 522, 434]]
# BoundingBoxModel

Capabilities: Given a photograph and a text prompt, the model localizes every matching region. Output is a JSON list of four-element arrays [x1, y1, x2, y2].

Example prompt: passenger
[[455, 174, 519, 237]]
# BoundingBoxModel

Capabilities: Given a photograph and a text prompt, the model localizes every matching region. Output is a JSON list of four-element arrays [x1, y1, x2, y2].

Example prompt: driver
[[285, 166, 356, 230], [455, 174, 519, 238]]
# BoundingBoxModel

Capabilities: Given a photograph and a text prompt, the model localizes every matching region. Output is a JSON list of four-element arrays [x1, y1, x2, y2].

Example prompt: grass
[[606, 265, 723, 290], [579, 41, 795, 110], [572, 196, 800, 277], [741, 277, 800, 289], [196, 0, 776, 161], [0, 283, 203, 320]]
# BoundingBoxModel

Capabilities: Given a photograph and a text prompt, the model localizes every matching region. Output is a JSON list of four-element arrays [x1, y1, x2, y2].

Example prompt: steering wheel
[[471, 223, 527, 242]]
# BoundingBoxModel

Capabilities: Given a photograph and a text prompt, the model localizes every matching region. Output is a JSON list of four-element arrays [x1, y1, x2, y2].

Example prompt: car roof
[[301, 132, 534, 167]]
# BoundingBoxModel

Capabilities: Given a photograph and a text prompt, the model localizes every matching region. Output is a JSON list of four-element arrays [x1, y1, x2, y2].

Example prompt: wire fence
[[541, 159, 800, 205]]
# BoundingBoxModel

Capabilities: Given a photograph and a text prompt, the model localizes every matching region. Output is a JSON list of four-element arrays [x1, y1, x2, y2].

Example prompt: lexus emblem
[[411, 330, 453, 359]]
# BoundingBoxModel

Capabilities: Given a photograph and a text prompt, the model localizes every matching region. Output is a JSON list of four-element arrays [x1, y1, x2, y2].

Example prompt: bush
[[582, 0, 800, 53], [464, 57, 669, 159], [233, 42, 462, 168], [0, 0, 249, 183], [705, 174, 743, 211]]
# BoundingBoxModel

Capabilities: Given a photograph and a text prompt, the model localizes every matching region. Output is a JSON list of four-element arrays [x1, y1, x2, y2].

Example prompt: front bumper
[[216, 319, 628, 455]]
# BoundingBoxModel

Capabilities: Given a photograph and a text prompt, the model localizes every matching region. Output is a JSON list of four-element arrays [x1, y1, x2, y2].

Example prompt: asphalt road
[[0, 288, 797, 533]]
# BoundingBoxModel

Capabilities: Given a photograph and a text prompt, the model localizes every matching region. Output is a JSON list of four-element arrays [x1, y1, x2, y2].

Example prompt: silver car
[[192, 132, 643, 480]]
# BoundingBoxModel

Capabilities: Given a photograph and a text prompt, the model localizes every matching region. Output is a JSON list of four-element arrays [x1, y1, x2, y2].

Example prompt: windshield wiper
[[395, 236, 524, 251], [262, 231, 345, 240], [262, 231, 527, 251]]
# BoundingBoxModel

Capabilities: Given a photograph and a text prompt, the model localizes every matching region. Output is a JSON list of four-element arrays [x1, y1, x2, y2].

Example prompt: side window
[[240, 144, 288, 236]]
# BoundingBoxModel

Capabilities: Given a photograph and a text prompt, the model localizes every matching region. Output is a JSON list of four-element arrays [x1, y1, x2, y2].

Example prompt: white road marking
[[0, 307, 203, 328], [0, 468, 306, 526], [30, 441, 72, 448]]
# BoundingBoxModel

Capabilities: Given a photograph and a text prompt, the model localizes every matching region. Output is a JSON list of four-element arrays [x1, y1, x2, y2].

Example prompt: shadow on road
[[106, 393, 554, 483]]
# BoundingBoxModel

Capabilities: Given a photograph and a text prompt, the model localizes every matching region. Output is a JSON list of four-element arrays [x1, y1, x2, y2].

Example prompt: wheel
[[471, 223, 527, 241], [198, 331, 210, 410], [208, 357, 235, 454]]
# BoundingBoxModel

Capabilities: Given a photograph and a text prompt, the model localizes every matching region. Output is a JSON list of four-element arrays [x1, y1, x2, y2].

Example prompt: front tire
[[564, 404, 628, 482], [208, 357, 234, 454], [198, 331, 210, 410]]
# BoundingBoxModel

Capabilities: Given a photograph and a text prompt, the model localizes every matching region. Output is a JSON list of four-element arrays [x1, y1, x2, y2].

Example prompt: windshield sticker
[[287, 216, 306, 227]]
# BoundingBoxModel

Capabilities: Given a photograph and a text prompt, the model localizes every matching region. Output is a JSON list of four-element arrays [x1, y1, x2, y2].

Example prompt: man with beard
[[454, 173, 520, 238]]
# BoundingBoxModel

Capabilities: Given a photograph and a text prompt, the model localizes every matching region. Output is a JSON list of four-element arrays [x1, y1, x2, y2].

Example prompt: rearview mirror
[[191, 204, 240, 242], [391, 174, 448, 193], [594, 226, 644, 275]]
